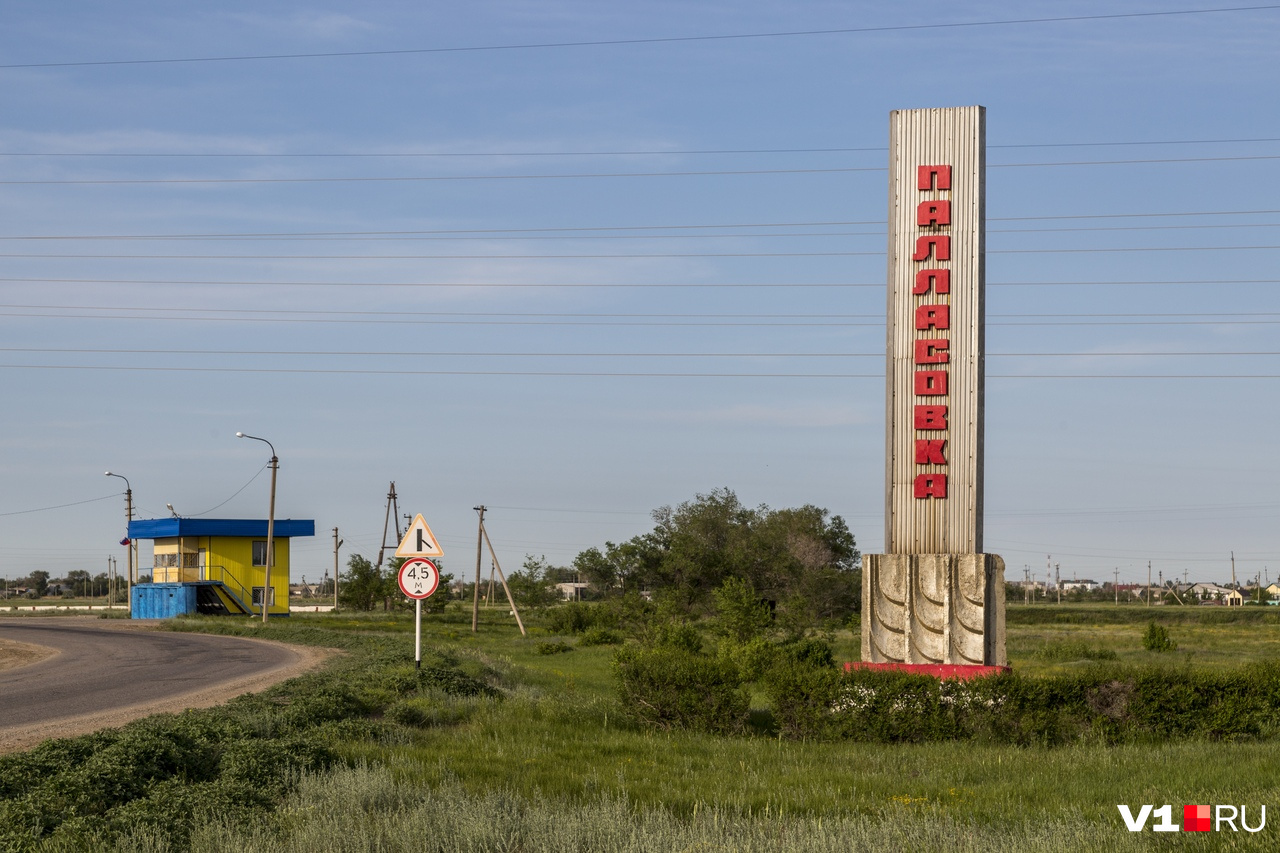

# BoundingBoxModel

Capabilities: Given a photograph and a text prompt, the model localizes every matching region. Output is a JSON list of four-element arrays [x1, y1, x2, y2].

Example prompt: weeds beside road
[[0, 606, 1277, 851]]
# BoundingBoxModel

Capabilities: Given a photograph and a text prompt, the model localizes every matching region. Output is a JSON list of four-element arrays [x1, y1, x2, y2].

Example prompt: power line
[[0, 166, 875, 186], [0, 493, 121, 518], [4, 363, 1280, 379], [5, 136, 1280, 159], [3, 5, 1275, 69], [5, 153, 1280, 185], [5, 346, 1280, 359], [6, 308, 1280, 328], [6, 209, 1280, 242], [4, 275, 1280, 290], [10, 220, 1280, 242], [5, 244, 1280, 260]]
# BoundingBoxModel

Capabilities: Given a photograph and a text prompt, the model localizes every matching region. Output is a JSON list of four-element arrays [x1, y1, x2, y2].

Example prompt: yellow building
[[128, 518, 315, 617]]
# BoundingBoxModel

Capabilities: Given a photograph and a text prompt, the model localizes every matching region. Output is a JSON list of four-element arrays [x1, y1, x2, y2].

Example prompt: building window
[[252, 541, 276, 567], [251, 586, 276, 607]]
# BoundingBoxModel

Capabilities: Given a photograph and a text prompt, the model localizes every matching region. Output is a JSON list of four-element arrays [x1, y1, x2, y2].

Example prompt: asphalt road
[[0, 617, 300, 730]]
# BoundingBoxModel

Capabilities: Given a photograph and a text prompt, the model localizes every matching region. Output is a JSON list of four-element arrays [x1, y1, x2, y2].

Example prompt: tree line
[[331, 489, 861, 626]]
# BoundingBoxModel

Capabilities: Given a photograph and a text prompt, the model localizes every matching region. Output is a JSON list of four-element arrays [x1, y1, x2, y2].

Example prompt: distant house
[[1186, 582, 1243, 606], [556, 582, 589, 601], [1060, 579, 1101, 592]]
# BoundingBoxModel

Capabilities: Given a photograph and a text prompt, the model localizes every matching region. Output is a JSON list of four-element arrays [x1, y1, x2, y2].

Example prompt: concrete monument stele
[[862, 106, 1006, 667]]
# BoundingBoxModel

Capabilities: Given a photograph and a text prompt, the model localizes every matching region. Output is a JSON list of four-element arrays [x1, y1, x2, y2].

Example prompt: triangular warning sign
[[395, 514, 444, 558]]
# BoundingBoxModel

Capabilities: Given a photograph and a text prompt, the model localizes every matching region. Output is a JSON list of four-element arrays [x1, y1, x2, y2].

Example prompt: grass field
[[6, 603, 1280, 850]]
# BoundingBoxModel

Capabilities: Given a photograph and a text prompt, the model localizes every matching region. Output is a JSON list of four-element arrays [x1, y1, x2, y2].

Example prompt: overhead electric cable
[[11, 220, 1280, 241], [4, 135, 1280, 158], [4, 364, 1280, 379], [5, 245, 1280, 259], [0, 493, 121, 518], [5, 153, 1280, 185], [2, 5, 1275, 69]]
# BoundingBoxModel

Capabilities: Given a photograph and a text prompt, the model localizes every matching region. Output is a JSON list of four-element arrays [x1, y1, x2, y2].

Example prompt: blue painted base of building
[[131, 582, 198, 619], [130, 581, 276, 618]]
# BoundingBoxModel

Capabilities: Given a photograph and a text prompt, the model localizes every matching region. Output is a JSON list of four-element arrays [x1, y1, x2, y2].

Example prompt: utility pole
[[1231, 551, 1237, 590], [376, 482, 402, 569], [1024, 565, 1030, 605], [472, 505, 485, 632], [479, 517, 526, 637], [1055, 563, 1061, 604], [1147, 561, 1152, 607], [1114, 567, 1119, 605], [470, 506, 526, 637], [332, 527, 342, 611]]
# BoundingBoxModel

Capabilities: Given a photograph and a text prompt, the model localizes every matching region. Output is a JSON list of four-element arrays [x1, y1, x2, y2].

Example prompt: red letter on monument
[[914, 473, 948, 499], [912, 235, 951, 262], [917, 165, 952, 191], [914, 370, 948, 396], [916, 200, 951, 227], [915, 304, 950, 331], [914, 339, 950, 364], [913, 269, 950, 296], [914, 405, 948, 430], [914, 439, 948, 465]]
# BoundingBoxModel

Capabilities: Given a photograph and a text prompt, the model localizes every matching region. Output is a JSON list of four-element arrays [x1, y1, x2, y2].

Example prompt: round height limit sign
[[397, 558, 440, 599]]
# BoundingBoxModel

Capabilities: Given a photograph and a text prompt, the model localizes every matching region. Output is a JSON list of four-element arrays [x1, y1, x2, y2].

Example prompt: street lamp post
[[104, 471, 134, 616], [236, 432, 278, 624]]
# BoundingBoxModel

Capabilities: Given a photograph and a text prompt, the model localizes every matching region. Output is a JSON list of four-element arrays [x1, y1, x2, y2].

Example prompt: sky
[[3, 1, 1280, 591]]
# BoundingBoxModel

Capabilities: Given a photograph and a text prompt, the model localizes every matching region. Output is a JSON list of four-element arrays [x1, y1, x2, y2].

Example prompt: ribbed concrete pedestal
[[862, 553, 1006, 666]]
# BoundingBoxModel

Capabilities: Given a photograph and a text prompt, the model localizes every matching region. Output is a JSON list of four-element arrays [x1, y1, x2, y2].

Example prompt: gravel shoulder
[[0, 618, 335, 753]]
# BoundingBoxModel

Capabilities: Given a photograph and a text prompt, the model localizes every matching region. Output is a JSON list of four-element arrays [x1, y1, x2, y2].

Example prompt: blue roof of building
[[128, 518, 315, 539]]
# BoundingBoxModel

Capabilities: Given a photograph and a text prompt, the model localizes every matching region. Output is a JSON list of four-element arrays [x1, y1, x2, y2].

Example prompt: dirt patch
[[0, 638, 59, 672], [0, 624, 337, 754]]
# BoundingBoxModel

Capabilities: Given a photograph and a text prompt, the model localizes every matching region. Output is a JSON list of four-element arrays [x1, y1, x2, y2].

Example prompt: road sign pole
[[415, 597, 422, 670]]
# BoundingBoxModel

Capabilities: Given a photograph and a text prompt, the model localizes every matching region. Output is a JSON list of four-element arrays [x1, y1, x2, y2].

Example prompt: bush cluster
[[1142, 621, 1177, 652], [543, 601, 620, 636], [763, 661, 1280, 745], [0, 624, 503, 851], [611, 645, 749, 734]]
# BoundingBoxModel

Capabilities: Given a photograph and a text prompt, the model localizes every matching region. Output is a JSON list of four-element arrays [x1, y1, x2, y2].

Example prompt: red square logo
[[1183, 804, 1211, 832]]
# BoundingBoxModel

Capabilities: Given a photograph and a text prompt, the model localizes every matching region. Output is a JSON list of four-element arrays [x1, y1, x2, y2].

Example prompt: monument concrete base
[[861, 553, 1006, 666], [844, 662, 1010, 680]]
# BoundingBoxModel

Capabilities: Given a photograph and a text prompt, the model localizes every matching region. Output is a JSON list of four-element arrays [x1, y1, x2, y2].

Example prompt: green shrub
[[644, 621, 704, 653], [781, 637, 836, 668], [717, 635, 779, 682], [1142, 621, 1177, 652], [545, 601, 607, 635], [578, 627, 624, 646], [535, 640, 574, 655], [712, 576, 773, 643], [761, 655, 842, 739], [612, 645, 748, 734], [763, 664, 1280, 745], [418, 664, 499, 697]]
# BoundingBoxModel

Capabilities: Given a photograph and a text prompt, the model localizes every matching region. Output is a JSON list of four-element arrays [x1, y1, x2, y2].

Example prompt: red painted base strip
[[843, 663, 1011, 680]]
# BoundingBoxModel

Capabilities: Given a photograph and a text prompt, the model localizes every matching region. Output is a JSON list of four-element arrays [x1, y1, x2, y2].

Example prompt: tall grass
[[84, 763, 1255, 853], [8, 607, 1280, 851]]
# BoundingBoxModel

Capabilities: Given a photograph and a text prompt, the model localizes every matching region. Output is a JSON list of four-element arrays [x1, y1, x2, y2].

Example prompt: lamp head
[[235, 432, 245, 438]]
